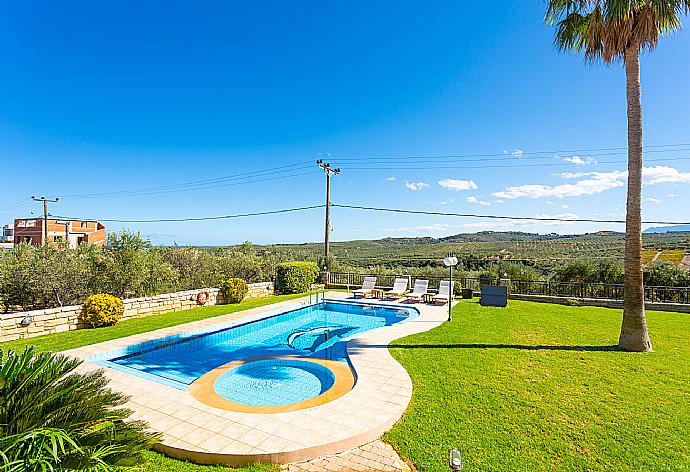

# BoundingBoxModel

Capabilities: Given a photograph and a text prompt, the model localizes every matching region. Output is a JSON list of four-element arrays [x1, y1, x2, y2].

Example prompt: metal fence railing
[[326, 272, 690, 304]]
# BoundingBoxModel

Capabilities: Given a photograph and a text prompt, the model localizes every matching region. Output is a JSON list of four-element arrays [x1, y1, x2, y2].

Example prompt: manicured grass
[[385, 299, 689, 471], [135, 451, 278, 472], [0, 293, 306, 353]]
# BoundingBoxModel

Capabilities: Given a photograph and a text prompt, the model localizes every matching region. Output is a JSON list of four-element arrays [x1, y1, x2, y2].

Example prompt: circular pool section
[[213, 359, 336, 407]]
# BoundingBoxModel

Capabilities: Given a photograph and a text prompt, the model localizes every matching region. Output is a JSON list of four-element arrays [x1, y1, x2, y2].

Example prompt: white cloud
[[642, 166, 690, 185], [437, 198, 454, 205], [467, 196, 490, 206], [512, 149, 524, 158], [646, 197, 662, 204], [668, 193, 680, 197], [563, 155, 597, 165], [405, 181, 429, 191], [438, 178, 478, 191], [492, 172, 624, 199], [384, 176, 396, 182], [561, 204, 570, 209], [494, 165, 690, 200], [494, 199, 505, 204]]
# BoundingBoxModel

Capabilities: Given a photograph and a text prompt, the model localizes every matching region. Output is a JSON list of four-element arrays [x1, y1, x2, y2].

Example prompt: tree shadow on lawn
[[355, 343, 619, 352]]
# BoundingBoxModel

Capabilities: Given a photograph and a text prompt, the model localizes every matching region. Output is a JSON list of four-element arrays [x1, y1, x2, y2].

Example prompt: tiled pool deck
[[63, 292, 451, 466]]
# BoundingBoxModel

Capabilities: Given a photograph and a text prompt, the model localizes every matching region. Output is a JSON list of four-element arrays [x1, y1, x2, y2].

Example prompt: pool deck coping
[[63, 292, 451, 466]]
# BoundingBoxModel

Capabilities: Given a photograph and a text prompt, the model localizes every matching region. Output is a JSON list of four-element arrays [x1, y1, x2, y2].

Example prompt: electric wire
[[331, 203, 690, 225], [50, 204, 325, 223], [329, 144, 690, 162], [52, 141, 690, 200]]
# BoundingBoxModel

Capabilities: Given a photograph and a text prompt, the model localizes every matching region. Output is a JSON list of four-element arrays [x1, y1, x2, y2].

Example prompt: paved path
[[282, 440, 412, 472]]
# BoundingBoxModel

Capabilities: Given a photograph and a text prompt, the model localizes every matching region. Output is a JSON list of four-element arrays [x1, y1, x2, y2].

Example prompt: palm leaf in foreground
[[0, 347, 160, 471]]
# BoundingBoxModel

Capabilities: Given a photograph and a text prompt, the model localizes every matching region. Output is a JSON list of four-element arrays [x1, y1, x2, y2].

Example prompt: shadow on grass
[[359, 343, 619, 352]]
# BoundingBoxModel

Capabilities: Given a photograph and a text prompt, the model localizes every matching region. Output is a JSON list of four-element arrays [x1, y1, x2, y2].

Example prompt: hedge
[[276, 261, 319, 294]]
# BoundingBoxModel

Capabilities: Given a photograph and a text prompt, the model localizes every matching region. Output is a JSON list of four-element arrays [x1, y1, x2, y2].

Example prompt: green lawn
[[1, 294, 304, 472], [385, 299, 689, 471], [0, 293, 305, 353], [135, 451, 277, 472]]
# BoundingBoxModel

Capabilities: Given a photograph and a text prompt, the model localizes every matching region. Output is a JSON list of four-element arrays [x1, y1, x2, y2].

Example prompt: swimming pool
[[92, 300, 417, 409]]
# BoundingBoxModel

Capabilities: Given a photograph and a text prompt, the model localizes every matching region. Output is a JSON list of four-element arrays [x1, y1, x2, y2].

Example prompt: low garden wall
[[509, 293, 690, 313], [0, 282, 275, 342]]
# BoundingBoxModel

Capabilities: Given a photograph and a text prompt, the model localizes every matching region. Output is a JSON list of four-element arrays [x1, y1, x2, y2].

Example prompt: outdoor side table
[[422, 293, 434, 303], [371, 288, 385, 299]]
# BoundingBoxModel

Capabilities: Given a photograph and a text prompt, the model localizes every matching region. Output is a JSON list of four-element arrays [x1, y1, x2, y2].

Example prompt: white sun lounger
[[352, 276, 377, 299], [433, 280, 455, 304], [404, 279, 429, 302], [386, 278, 409, 298]]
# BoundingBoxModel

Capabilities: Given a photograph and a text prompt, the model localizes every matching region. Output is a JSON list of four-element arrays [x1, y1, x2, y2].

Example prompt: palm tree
[[0, 347, 159, 470], [545, 0, 689, 352]]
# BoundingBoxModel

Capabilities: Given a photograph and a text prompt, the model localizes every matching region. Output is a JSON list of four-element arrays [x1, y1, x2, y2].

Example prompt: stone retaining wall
[[0, 282, 275, 342], [509, 293, 690, 313]]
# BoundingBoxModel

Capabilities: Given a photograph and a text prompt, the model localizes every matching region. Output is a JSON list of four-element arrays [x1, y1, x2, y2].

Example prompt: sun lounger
[[404, 279, 429, 302], [433, 280, 454, 304], [352, 276, 377, 299], [386, 278, 409, 298]]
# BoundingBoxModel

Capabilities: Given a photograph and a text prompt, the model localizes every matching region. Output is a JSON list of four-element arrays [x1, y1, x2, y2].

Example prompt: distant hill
[[644, 225, 690, 234]]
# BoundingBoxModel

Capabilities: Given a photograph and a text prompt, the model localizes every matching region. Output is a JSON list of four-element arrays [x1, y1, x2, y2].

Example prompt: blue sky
[[1, 1, 689, 245]]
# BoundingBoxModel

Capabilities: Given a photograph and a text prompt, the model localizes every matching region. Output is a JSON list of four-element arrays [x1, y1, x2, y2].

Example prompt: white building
[[1, 224, 13, 243]]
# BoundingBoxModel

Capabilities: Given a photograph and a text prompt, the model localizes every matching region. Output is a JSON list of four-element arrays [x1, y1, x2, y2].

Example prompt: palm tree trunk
[[618, 46, 652, 352]]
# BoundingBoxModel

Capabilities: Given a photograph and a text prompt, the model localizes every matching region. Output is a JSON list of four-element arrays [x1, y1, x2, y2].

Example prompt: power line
[[60, 169, 319, 199], [51, 204, 325, 223], [329, 143, 690, 162], [46, 141, 690, 200], [58, 162, 314, 199], [342, 155, 690, 171], [331, 203, 690, 225]]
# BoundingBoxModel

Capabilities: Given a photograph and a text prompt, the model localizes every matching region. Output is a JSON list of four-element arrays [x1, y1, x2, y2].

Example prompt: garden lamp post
[[443, 254, 458, 322], [448, 448, 463, 471]]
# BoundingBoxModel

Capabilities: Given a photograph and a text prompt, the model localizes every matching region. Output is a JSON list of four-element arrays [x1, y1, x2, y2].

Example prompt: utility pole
[[31, 196, 59, 245], [316, 160, 340, 270]]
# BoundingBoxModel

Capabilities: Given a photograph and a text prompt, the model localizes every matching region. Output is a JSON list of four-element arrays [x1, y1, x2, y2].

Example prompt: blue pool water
[[214, 359, 335, 406], [92, 301, 417, 396]]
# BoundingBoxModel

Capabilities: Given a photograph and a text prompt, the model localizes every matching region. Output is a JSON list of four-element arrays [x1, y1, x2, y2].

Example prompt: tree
[[545, 1, 689, 352], [0, 347, 159, 470]]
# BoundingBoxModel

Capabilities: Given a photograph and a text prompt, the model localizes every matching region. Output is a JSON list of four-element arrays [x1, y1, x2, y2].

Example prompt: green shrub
[[564, 299, 581, 307], [0, 347, 158, 470], [221, 277, 248, 303], [276, 261, 319, 294], [81, 294, 124, 328], [453, 282, 462, 297]]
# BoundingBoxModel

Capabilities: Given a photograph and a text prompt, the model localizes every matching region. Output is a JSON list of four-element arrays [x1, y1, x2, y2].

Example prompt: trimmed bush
[[221, 277, 248, 303], [276, 261, 319, 294], [81, 294, 124, 328]]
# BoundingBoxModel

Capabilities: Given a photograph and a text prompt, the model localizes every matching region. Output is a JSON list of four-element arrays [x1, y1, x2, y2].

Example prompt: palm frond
[[545, 0, 689, 63], [0, 347, 160, 470]]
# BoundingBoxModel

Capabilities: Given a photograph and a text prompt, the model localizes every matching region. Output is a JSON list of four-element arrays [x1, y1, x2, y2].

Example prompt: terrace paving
[[63, 292, 451, 466]]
